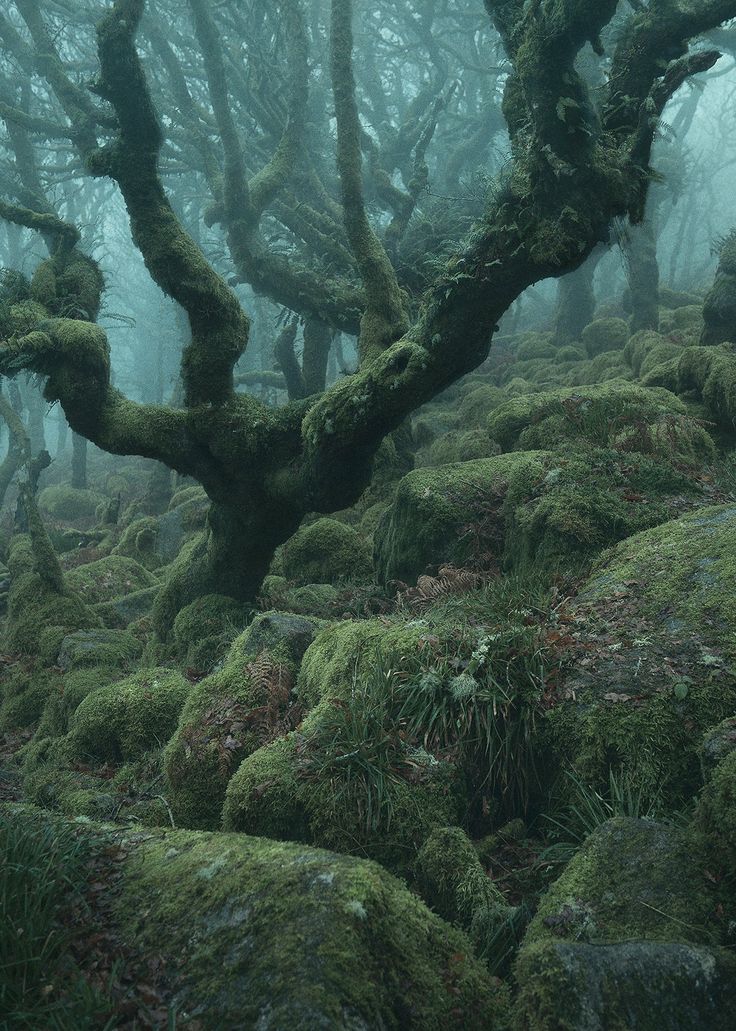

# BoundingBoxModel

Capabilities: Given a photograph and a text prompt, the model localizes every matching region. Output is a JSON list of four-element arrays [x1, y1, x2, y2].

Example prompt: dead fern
[[397, 564, 493, 609], [181, 650, 301, 775]]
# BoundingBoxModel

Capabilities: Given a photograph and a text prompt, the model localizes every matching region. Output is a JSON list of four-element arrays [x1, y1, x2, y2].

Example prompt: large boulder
[[280, 518, 373, 585], [542, 504, 736, 803], [514, 818, 736, 1030], [66, 555, 158, 605], [374, 444, 708, 587], [2, 807, 508, 1030]]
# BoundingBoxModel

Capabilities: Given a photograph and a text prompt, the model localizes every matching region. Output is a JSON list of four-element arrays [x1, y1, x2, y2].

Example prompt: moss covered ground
[[2, 292, 736, 1026]]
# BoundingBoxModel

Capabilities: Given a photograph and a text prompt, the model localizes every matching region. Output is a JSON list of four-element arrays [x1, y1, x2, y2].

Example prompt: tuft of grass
[[300, 665, 414, 837], [0, 808, 115, 1030], [540, 767, 674, 865]]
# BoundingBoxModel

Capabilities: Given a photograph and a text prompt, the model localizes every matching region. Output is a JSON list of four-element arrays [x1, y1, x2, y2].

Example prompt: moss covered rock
[[164, 611, 322, 829], [514, 818, 735, 1029], [457, 384, 507, 426], [542, 505, 736, 802], [37, 484, 105, 524], [111, 516, 163, 571], [3, 534, 100, 661], [56, 628, 142, 671], [417, 428, 498, 468], [486, 382, 707, 463], [171, 593, 247, 671], [66, 555, 158, 605], [281, 518, 373, 585], [375, 445, 706, 586], [67, 667, 190, 764], [580, 317, 629, 357], [515, 939, 735, 1031], [374, 452, 549, 584], [49, 814, 508, 1029]]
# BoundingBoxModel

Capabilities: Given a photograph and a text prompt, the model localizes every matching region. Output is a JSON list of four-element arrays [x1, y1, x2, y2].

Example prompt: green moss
[[375, 443, 705, 587], [3, 535, 100, 660], [556, 345, 585, 362], [541, 507, 736, 802], [417, 429, 498, 468], [36, 665, 122, 738], [281, 517, 373, 585], [103, 819, 509, 1029], [514, 333, 557, 362], [487, 382, 689, 454], [37, 484, 105, 524], [164, 611, 321, 829], [700, 718, 736, 781], [111, 516, 163, 571], [457, 384, 507, 426], [0, 665, 62, 731], [56, 628, 142, 671], [504, 448, 705, 575], [582, 504, 736, 642], [66, 554, 158, 605], [581, 317, 629, 357], [415, 826, 513, 961], [280, 582, 341, 618], [515, 939, 736, 1031], [168, 484, 207, 510], [67, 667, 189, 765], [171, 593, 246, 671], [221, 733, 310, 841], [527, 818, 718, 947], [696, 749, 736, 870], [7, 298, 47, 335], [373, 452, 550, 585]]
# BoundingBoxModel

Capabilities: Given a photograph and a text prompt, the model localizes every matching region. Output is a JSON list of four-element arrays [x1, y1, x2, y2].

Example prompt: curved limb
[[92, 0, 248, 408]]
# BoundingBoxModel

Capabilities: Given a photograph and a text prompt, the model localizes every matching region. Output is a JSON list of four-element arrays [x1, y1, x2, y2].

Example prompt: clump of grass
[[0, 808, 115, 1029], [301, 665, 413, 837], [540, 767, 670, 865]]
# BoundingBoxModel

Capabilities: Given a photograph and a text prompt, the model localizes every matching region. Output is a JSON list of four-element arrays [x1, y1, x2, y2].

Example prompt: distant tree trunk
[[554, 259, 597, 345], [701, 230, 736, 345], [22, 377, 46, 456], [55, 405, 69, 457], [302, 319, 333, 394], [71, 432, 88, 489], [146, 460, 173, 513], [625, 219, 660, 334]]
